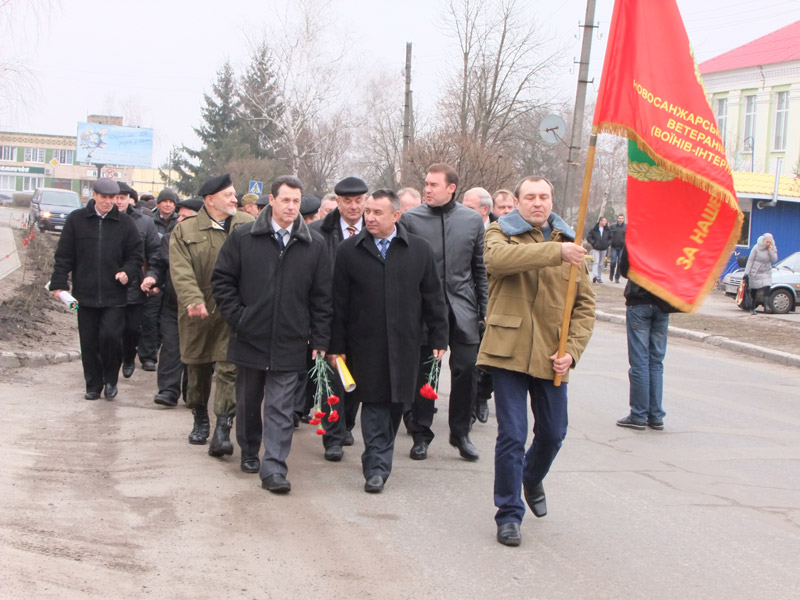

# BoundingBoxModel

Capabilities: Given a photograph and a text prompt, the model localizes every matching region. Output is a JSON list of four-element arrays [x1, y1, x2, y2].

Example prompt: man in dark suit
[[328, 189, 448, 492]]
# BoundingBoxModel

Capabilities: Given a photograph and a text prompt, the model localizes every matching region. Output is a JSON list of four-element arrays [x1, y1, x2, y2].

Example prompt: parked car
[[30, 188, 82, 232], [721, 251, 800, 314]]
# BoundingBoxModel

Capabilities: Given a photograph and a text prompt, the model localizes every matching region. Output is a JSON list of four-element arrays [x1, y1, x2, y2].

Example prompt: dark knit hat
[[157, 188, 179, 203]]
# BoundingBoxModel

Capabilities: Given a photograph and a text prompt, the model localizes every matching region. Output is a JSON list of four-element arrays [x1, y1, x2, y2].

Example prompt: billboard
[[76, 122, 153, 167]]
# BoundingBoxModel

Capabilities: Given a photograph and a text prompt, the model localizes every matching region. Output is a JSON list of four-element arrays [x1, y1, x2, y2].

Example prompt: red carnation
[[316, 427, 326, 435], [328, 410, 339, 422], [420, 383, 438, 400], [327, 395, 340, 405], [314, 410, 325, 419], [309, 418, 321, 425]]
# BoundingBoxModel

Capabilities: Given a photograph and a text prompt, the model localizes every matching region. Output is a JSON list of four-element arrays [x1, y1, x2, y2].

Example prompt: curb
[[596, 310, 800, 368], [0, 349, 81, 369]]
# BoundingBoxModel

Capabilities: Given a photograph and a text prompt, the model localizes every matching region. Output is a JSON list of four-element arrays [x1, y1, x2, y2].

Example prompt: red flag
[[592, 0, 743, 312]]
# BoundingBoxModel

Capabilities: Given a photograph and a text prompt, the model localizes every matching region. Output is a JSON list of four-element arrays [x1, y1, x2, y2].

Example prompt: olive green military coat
[[169, 206, 254, 364], [477, 213, 595, 383]]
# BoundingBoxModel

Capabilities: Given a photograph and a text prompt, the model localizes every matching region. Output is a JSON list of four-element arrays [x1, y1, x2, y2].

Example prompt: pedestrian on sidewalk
[[616, 246, 681, 432], [608, 214, 626, 283], [587, 217, 611, 283], [744, 233, 777, 315]]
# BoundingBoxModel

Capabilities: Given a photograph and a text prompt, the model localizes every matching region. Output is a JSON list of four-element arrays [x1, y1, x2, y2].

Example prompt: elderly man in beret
[[310, 175, 368, 461], [170, 174, 254, 456], [50, 179, 144, 400]]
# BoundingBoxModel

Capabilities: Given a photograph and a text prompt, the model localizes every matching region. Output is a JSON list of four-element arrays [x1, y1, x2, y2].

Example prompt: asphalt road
[[1, 322, 798, 599]]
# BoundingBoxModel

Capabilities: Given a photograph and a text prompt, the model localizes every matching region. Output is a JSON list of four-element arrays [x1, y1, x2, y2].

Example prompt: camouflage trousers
[[185, 361, 237, 417]]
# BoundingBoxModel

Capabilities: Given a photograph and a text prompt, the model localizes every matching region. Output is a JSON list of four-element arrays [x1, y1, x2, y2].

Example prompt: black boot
[[188, 408, 210, 445], [208, 415, 234, 457]]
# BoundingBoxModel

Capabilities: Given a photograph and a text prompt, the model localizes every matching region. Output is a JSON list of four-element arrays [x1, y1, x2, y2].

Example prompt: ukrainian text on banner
[[592, 0, 743, 312]]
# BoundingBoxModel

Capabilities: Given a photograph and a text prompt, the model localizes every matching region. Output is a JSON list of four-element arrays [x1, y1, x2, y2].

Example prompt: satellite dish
[[539, 115, 567, 144]]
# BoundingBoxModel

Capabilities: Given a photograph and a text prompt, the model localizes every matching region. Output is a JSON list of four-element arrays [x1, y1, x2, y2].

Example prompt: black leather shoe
[[523, 481, 547, 518], [188, 408, 210, 445], [476, 401, 490, 423], [122, 362, 135, 378], [324, 445, 343, 462], [141, 361, 156, 372], [293, 412, 300, 428], [262, 473, 291, 494], [364, 475, 384, 493], [84, 390, 101, 400], [241, 457, 260, 473], [343, 430, 355, 446], [208, 415, 234, 457], [449, 433, 479, 461], [497, 522, 521, 547], [104, 384, 118, 400], [409, 441, 428, 460], [153, 392, 178, 407]]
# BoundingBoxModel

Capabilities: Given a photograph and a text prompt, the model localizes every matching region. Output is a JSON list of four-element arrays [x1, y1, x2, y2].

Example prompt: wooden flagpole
[[554, 135, 596, 386]]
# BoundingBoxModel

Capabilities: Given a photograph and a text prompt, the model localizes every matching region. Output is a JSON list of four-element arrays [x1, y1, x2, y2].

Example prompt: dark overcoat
[[329, 224, 449, 405]]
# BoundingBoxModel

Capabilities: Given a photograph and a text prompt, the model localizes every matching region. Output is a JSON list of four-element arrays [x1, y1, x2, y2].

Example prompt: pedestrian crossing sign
[[248, 181, 263, 195]]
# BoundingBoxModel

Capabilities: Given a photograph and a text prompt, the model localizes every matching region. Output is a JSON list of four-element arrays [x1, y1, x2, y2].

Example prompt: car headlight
[[41, 211, 51, 219]]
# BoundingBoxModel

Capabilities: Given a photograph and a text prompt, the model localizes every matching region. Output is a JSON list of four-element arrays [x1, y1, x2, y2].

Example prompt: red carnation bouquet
[[419, 354, 442, 400], [309, 353, 340, 435]]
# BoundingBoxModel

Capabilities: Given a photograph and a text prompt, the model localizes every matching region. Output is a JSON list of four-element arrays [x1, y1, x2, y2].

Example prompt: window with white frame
[[774, 91, 789, 151], [0, 146, 17, 161], [743, 95, 756, 152], [24, 147, 45, 163], [715, 98, 728, 141], [53, 149, 74, 164], [21, 176, 45, 191], [0, 174, 16, 191]]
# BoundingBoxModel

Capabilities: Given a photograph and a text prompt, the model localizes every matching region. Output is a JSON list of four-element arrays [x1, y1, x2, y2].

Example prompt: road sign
[[248, 181, 263, 195]]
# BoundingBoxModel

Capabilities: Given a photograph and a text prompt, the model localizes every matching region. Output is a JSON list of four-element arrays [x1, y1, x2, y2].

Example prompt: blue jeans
[[626, 304, 669, 423], [609, 247, 624, 281], [491, 368, 568, 524]]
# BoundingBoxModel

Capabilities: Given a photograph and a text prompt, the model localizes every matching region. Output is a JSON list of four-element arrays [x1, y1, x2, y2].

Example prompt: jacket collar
[[428, 198, 458, 215], [497, 209, 575, 241], [85, 199, 120, 220], [252, 205, 312, 243], [354, 221, 409, 248]]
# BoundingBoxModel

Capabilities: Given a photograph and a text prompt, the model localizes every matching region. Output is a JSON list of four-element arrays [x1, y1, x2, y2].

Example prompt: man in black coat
[[608, 213, 626, 284], [400, 163, 488, 462], [587, 216, 611, 283], [50, 178, 144, 400], [212, 175, 332, 494], [329, 189, 448, 492], [309, 176, 368, 460]]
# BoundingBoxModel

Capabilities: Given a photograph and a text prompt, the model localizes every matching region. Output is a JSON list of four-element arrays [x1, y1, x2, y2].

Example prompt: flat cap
[[256, 194, 270, 207], [300, 194, 321, 216], [93, 178, 120, 195], [334, 176, 368, 197], [241, 193, 259, 205], [198, 173, 233, 197], [117, 181, 138, 202], [176, 197, 204, 213], [157, 188, 179, 203]]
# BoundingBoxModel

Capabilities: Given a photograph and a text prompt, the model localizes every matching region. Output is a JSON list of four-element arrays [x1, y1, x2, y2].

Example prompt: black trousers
[[156, 304, 184, 401], [77, 306, 125, 392], [122, 303, 143, 365], [361, 403, 403, 480], [321, 374, 359, 448], [138, 292, 162, 363], [411, 339, 478, 444]]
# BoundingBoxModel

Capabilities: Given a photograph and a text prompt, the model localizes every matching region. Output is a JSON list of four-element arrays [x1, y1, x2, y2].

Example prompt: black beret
[[93, 178, 119, 195], [176, 197, 204, 212], [157, 188, 179, 203], [256, 194, 270, 207], [334, 176, 368, 196], [300, 194, 321, 216], [198, 173, 233, 197]]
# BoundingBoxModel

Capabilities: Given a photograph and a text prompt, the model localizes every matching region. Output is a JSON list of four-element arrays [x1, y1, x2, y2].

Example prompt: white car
[[722, 251, 800, 314]]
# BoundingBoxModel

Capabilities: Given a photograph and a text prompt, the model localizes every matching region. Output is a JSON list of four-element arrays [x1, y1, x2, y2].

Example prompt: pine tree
[[239, 43, 284, 159]]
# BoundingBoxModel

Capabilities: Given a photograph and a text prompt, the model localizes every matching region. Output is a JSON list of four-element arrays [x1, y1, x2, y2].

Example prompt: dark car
[[30, 188, 82, 232]]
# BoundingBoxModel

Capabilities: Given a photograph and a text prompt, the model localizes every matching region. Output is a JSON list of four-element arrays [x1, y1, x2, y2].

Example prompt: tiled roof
[[733, 172, 800, 198], [699, 20, 800, 74]]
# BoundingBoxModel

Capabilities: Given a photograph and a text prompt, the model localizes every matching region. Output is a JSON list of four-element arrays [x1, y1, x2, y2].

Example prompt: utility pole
[[401, 42, 413, 180], [563, 0, 598, 227]]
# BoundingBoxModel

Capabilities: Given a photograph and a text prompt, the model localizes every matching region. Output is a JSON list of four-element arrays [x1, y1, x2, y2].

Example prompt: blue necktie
[[378, 238, 389, 259], [276, 228, 287, 250]]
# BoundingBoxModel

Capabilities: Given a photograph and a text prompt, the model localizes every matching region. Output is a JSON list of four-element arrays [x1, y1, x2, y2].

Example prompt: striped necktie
[[378, 238, 389, 259], [276, 228, 287, 250], [346, 225, 356, 237]]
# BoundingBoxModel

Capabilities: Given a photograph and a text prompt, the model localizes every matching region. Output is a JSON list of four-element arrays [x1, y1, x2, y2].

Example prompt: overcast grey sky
[[2, 0, 798, 166]]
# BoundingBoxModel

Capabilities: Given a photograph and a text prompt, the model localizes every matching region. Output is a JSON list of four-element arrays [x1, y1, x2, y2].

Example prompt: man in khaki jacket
[[477, 176, 595, 547], [170, 173, 254, 456]]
